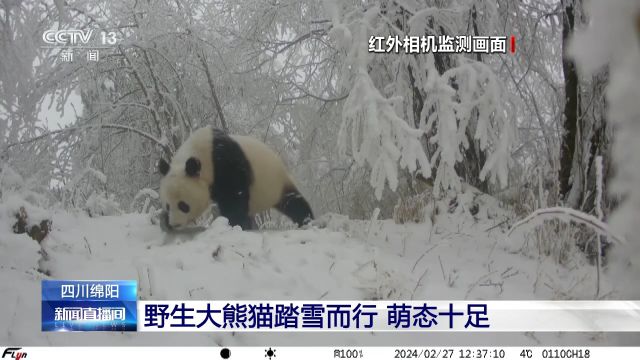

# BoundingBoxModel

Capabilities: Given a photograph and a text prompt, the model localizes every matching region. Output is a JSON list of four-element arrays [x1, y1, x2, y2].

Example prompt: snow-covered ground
[[1, 190, 638, 346]]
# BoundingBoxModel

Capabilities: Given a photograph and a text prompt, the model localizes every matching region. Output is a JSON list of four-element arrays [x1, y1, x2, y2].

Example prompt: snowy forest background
[[1, 0, 640, 346]]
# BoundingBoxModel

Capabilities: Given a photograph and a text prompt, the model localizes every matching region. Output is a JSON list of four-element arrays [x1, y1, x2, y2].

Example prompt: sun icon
[[265, 347, 276, 359]]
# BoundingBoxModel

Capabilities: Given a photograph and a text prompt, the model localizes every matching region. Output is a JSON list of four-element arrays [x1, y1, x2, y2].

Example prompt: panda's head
[[158, 156, 210, 229]]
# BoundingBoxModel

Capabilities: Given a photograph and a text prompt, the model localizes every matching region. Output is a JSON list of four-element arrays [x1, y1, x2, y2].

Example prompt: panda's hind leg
[[276, 186, 314, 227]]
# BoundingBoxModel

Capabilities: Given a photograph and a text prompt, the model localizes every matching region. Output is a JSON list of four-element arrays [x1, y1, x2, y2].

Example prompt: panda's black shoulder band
[[210, 129, 254, 229], [210, 129, 254, 186]]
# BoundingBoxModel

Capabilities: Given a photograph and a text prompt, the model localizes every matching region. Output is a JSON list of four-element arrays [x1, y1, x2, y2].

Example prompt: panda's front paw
[[301, 218, 325, 229]]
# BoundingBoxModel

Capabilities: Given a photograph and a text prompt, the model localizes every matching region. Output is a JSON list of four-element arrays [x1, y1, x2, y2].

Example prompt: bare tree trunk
[[559, 0, 581, 206], [582, 71, 613, 215], [198, 51, 229, 133]]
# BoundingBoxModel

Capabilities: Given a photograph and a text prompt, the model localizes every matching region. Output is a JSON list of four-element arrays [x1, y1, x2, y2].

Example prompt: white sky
[[37, 89, 82, 128]]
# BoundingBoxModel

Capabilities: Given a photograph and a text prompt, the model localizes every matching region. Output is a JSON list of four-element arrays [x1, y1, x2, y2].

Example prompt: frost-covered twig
[[411, 244, 437, 273], [83, 236, 92, 255], [484, 218, 509, 232], [6, 124, 171, 155], [595, 156, 604, 221], [410, 268, 428, 300], [290, 82, 350, 103], [537, 167, 546, 209], [507, 206, 626, 244]]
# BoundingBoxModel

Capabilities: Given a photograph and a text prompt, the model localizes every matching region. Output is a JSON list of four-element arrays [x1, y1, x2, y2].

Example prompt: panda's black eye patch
[[178, 201, 190, 213]]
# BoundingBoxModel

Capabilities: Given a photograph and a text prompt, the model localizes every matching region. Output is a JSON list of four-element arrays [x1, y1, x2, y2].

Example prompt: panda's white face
[[158, 127, 215, 229], [159, 156, 211, 229], [160, 175, 210, 228]]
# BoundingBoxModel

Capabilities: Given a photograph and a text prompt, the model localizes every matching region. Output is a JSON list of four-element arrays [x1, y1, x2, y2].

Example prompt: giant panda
[[158, 126, 313, 230]]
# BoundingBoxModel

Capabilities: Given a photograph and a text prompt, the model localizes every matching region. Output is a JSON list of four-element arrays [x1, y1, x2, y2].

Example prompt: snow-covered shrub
[[348, 179, 395, 220], [393, 189, 434, 224], [326, 4, 432, 201], [507, 206, 624, 280], [501, 166, 554, 217], [84, 192, 121, 217], [0, 165, 53, 242], [325, 0, 514, 199], [129, 188, 159, 214], [509, 217, 612, 299], [337, 68, 432, 200], [12, 206, 51, 243], [524, 220, 585, 266], [62, 161, 119, 216], [255, 211, 297, 231], [0, 164, 50, 208]]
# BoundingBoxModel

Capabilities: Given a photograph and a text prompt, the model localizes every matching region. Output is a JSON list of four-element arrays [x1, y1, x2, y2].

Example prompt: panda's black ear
[[185, 157, 201, 177], [158, 159, 170, 176]]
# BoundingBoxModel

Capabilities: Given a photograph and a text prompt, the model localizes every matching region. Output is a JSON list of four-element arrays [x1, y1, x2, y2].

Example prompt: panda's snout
[[162, 209, 180, 229], [160, 210, 185, 231], [167, 218, 185, 229], [167, 218, 179, 229]]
